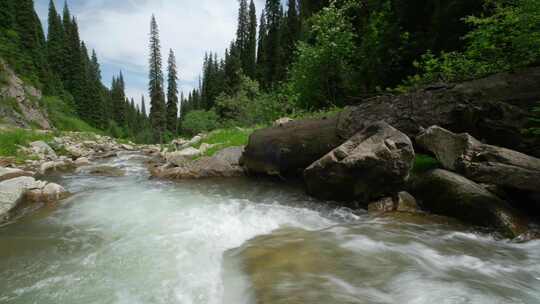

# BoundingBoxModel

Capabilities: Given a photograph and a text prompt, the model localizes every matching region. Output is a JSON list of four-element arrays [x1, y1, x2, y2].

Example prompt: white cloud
[[36, 0, 266, 110]]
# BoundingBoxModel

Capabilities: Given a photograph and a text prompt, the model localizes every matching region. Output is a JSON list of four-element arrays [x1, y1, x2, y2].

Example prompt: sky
[[34, 0, 265, 109]]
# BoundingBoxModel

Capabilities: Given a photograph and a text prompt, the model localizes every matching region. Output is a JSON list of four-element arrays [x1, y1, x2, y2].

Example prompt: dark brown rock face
[[303, 122, 414, 202]]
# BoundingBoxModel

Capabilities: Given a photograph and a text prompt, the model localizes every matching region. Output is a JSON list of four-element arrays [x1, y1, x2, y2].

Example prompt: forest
[[0, 0, 539, 143]]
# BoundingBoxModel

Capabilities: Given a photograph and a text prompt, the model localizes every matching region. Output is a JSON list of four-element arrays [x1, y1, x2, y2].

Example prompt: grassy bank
[[0, 128, 53, 162], [193, 127, 258, 157]]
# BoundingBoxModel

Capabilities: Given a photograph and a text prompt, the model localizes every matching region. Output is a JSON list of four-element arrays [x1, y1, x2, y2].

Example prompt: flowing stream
[[0, 153, 539, 304]]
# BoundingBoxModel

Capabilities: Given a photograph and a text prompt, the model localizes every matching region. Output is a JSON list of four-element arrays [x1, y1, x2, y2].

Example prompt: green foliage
[[106, 120, 125, 139], [215, 76, 287, 126], [194, 127, 256, 157], [181, 110, 221, 136], [412, 154, 441, 173], [42, 96, 99, 133], [0, 128, 52, 158], [288, 2, 357, 110], [409, 0, 540, 85]]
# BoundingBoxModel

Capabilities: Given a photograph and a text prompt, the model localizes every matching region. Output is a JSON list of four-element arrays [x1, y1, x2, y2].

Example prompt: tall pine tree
[[246, 0, 258, 78], [148, 15, 167, 143], [166, 49, 179, 135]]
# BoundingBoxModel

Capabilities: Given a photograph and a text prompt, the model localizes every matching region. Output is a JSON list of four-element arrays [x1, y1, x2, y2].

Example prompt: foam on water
[[0, 153, 539, 303]]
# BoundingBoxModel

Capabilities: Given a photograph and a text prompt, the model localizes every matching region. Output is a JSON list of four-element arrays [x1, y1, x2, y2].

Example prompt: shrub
[[287, 2, 358, 110], [215, 76, 288, 127], [181, 110, 220, 136], [409, 0, 540, 86]]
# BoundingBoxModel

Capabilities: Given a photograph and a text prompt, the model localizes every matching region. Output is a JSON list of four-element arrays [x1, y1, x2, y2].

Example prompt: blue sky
[[34, 0, 265, 109]]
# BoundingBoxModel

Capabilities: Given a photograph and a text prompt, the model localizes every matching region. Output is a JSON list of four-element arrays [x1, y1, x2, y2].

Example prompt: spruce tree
[[148, 15, 167, 143], [283, 0, 300, 67], [246, 0, 258, 78], [236, 0, 249, 73], [47, 0, 64, 79], [141, 95, 147, 118], [0, 0, 15, 29], [256, 9, 268, 86], [264, 0, 284, 87], [166, 49, 179, 134]]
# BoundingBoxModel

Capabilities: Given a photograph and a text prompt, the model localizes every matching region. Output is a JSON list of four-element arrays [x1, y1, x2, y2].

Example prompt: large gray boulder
[[303, 122, 415, 202], [0, 167, 34, 182], [0, 176, 39, 220], [152, 146, 245, 179], [411, 169, 528, 238], [417, 126, 540, 192], [26, 182, 69, 203]]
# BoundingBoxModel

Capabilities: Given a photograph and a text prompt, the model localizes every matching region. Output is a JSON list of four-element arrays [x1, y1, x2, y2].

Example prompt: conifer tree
[[246, 0, 258, 78], [166, 49, 179, 134], [141, 95, 147, 118], [148, 15, 167, 143], [256, 9, 268, 85], [236, 0, 250, 73], [283, 0, 300, 67], [0, 0, 15, 29], [47, 0, 64, 80], [264, 0, 284, 87]]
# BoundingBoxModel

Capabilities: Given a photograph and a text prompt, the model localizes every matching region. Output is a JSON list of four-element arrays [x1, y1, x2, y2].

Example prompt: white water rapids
[[0, 152, 539, 303]]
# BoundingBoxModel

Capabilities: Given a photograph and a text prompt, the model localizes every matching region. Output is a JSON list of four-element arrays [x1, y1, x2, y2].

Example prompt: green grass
[[0, 129, 53, 162], [412, 154, 441, 173], [193, 127, 256, 157], [42, 96, 100, 133]]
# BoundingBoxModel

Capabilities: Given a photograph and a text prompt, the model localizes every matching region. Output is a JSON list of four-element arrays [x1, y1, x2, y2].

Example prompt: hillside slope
[[0, 60, 51, 129]]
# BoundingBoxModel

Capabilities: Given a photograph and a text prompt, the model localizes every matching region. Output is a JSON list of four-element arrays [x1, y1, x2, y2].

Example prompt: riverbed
[[1, 152, 539, 303]]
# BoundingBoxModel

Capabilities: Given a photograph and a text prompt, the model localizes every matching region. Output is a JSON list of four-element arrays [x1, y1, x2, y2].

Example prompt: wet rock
[[25, 182, 68, 203], [93, 151, 118, 159], [0, 167, 34, 182], [121, 144, 135, 151], [417, 126, 540, 192], [304, 122, 414, 202], [153, 146, 244, 179], [178, 135, 203, 149], [39, 159, 75, 175], [0, 176, 39, 220], [368, 192, 419, 214], [77, 165, 125, 177], [411, 169, 528, 238]]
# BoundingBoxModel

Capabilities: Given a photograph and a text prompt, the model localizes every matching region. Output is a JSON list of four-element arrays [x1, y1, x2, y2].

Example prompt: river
[[0, 152, 539, 303]]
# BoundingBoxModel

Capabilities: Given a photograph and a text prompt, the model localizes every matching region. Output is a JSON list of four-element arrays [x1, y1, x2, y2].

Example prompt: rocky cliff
[[0, 60, 51, 130]]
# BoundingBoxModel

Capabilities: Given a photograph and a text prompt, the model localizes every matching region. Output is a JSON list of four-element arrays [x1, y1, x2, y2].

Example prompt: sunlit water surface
[[0, 152, 539, 304]]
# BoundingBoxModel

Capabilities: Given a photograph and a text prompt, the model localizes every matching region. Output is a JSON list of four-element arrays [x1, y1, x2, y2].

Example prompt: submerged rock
[[368, 191, 419, 215], [77, 165, 125, 177], [411, 169, 528, 238], [0, 167, 34, 182], [417, 126, 540, 192], [304, 122, 414, 202]]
